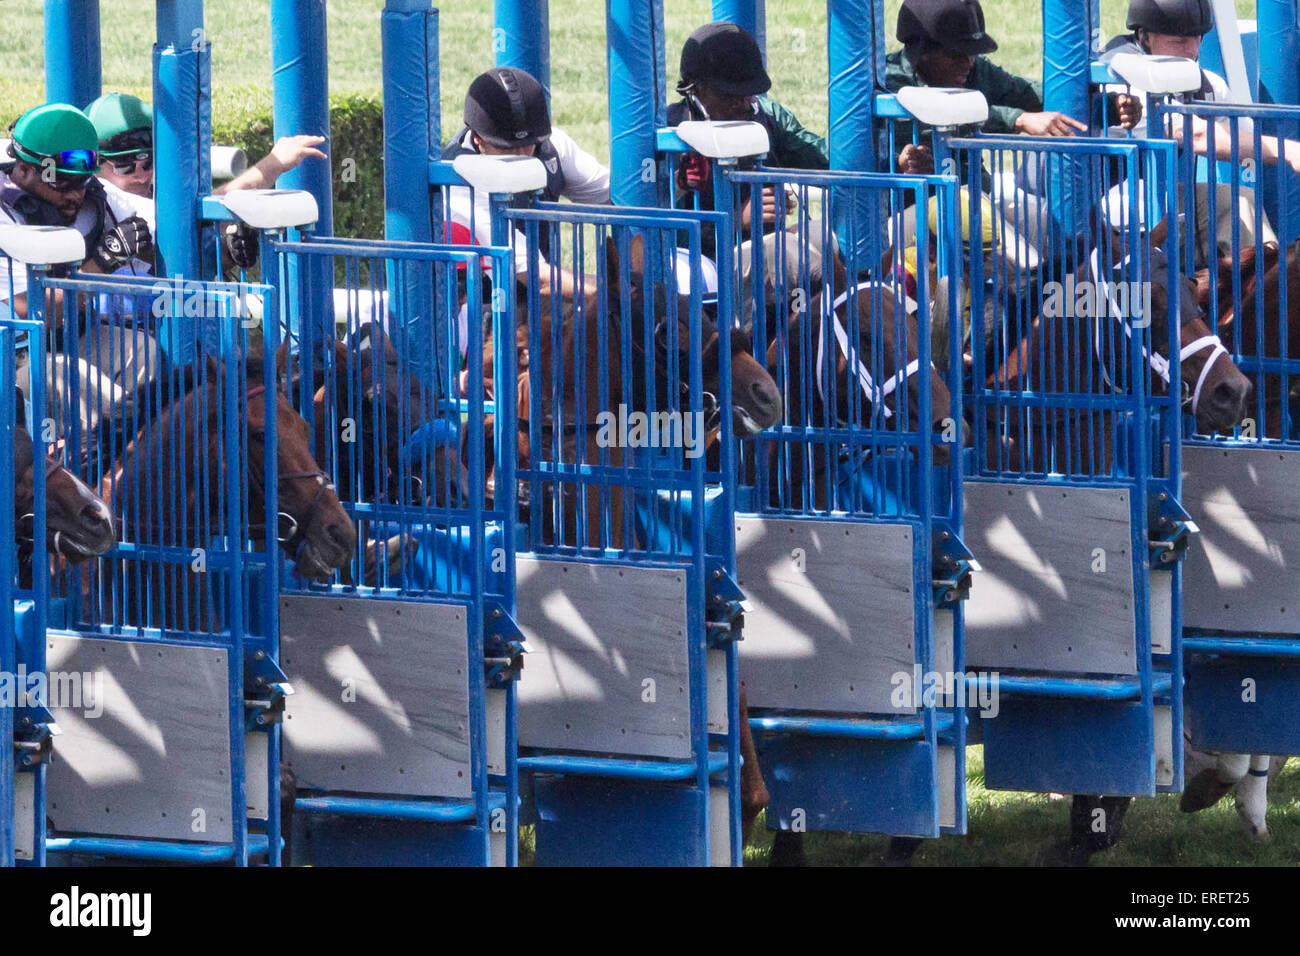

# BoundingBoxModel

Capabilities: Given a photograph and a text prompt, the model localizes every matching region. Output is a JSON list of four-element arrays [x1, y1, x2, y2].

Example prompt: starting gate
[[951, 133, 1188, 797], [680, 143, 974, 839], [1157, 98, 1300, 758], [29, 260, 284, 865], [505, 198, 748, 866], [270, 225, 521, 866]]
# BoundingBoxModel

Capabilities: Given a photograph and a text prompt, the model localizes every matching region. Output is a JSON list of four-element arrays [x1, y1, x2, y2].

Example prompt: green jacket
[[883, 48, 1043, 140]]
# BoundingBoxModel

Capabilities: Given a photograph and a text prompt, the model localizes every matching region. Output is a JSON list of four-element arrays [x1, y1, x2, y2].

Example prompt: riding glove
[[92, 215, 152, 272], [223, 222, 261, 270]]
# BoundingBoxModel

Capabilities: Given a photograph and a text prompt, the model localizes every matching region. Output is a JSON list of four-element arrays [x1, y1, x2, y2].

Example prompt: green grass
[[741, 747, 1300, 866]]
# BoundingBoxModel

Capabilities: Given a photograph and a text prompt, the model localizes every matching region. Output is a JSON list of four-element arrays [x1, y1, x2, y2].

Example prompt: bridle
[[815, 282, 928, 423], [1088, 247, 1229, 418], [516, 307, 724, 437], [245, 382, 336, 548]]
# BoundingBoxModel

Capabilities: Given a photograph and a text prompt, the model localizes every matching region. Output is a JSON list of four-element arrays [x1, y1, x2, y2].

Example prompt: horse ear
[[605, 233, 621, 293], [274, 340, 291, 379], [627, 232, 646, 275]]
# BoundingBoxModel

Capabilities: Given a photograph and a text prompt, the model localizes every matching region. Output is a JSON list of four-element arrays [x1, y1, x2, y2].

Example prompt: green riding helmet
[[86, 92, 152, 156], [7, 103, 100, 174]]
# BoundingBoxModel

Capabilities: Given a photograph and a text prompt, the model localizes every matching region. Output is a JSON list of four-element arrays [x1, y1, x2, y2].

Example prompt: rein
[[245, 383, 336, 546]]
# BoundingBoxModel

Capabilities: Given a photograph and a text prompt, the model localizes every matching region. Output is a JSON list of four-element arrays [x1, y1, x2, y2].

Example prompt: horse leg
[[1233, 754, 1271, 841], [737, 682, 768, 843], [1269, 756, 1289, 791], [1182, 751, 1248, 812], [1041, 795, 1133, 865]]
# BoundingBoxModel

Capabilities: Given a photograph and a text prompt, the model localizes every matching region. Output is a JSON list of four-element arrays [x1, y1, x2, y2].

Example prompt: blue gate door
[[272, 234, 522, 866], [30, 269, 286, 865], [505, 201, 749, 866], [1157, 99, 1300, 757], [704, 158, 972, 840], [949, 134, 1188, 796], [1, 313, 57, 866]]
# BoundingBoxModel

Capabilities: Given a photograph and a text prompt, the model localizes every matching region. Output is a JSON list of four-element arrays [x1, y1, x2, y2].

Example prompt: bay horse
[[1180, 238, 1300, 840], [96, 351, 355, 632]]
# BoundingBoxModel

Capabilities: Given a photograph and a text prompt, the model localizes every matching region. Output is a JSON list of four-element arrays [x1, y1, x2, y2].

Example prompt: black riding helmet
[[677, 22, 771, 97], [464, 67, 551, 149], [1127, 0, 1214, 36], [897, 0, 998, 55]]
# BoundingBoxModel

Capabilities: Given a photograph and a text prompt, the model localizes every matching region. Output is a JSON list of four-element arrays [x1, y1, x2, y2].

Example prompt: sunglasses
[[108, 152, 153, 175], [45, 172, 92, 193]]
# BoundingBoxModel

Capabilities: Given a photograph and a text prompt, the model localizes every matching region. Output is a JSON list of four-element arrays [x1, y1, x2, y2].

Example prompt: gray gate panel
[[281, 595, 472, 799], [1182, 446, 1300, 634], [964, 481, 1137, 674], [45, 634, 234, 843], [516, 557, 692, 760], [735, 517, 917, 714]]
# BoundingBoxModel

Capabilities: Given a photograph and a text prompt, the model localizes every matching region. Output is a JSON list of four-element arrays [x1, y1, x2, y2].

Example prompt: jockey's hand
[[1015, 111, 1088, 137], [740, 186, 784, 228], [223, 222, 260, 270], [268, 134, 328, 174], [92, 215, 152, 272], [676, 153, 711, 192], [1115, 93, 1143, 130], [898, 143, 935, 175]]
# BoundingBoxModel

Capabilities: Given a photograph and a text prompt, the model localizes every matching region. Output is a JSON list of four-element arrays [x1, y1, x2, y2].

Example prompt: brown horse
[[505, 235, 783, 551], [98, 353, 355, 631], [1197, 239, 1299, 439]]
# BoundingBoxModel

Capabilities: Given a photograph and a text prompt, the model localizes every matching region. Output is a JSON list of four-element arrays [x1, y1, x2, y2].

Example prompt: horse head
[[14, 421, 115, 560], [606, 233, 783, 440]]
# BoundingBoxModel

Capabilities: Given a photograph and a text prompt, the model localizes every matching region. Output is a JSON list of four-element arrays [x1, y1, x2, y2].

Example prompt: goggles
[[108, 152, 153, 175]]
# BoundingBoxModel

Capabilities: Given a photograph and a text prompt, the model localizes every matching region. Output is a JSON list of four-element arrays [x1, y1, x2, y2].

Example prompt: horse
[[505, 234, 783, 551], [279, 326, 456, 586], [96, 351, 356, 631], [1179, 239, 1300, 840]]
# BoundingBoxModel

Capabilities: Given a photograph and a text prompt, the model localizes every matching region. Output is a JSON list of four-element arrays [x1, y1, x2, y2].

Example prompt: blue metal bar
[[271, 0, 334, 235], [46, 833, 271, 863], [44, 0, 102, 108], [749, 711, 957, 741], [383, 1, 438, 244], [712, 0, 765, 57], [518, 753, 730, 781], [606, 0, 666, 206], [295, 792, 507, 823], [494, 0, 550, 100], [1185, 636, 1300, 659], [153, 0, 209, 298]]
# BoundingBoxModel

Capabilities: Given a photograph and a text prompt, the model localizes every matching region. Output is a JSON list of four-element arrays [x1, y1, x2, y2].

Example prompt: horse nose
[[1207, 376, 1252, 429], [79, 501, 112, 533], [326, 519, 357, 552]]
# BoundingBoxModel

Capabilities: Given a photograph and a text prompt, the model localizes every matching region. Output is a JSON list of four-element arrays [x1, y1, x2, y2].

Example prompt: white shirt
[[444, 127, 610, 275], [0, 168, 148, 303]]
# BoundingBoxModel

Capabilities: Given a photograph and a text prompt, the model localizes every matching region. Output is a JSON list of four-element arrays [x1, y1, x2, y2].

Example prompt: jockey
[[667, 21, 830, 328], [86, 91, 328, 274], [886, 0, 1143, 177], [442, 67, 611, 300], [0, 103, 157, 465], [1100, 0, 1294, 270]]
